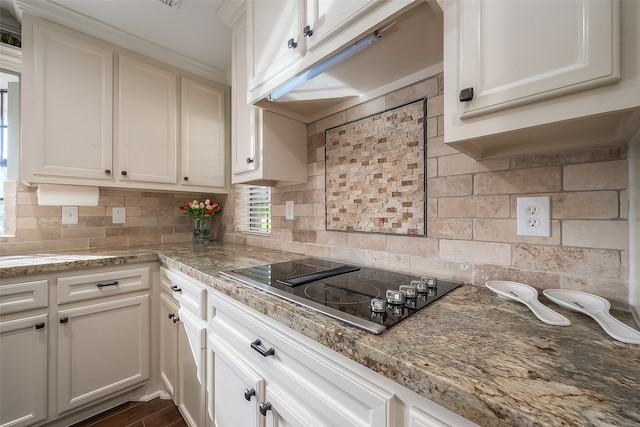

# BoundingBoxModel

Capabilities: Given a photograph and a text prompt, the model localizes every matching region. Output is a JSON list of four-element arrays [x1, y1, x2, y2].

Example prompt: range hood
[[254, 2, 443, 123]]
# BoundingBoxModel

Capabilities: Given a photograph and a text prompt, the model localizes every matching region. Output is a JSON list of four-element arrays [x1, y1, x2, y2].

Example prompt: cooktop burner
[[221, 258, 461, 334]]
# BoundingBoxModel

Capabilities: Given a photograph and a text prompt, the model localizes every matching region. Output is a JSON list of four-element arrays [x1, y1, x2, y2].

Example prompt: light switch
[[112, 207, 126, 224], [61, 206, 78, 224], [285, 201, 294, 220]]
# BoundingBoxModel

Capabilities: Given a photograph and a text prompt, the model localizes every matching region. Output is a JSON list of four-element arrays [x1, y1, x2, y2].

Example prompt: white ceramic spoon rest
[[485, 281, 571, 326], [543, 289, 640, 344]]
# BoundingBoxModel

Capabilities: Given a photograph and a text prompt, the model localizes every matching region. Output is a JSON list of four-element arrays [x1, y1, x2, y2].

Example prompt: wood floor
[[70, 397, 187, 427]]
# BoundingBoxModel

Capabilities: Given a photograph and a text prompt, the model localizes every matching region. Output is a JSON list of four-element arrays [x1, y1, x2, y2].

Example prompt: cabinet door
[[118, 56, 178, 184], [455, 0, 619, 119], [262, 384, 330, 427], [0, 314, 48, 427], [24, 21, 113, 181], [160, 294, 179, 403], [305, 0, 380, 51], [231, 18, 259, 176], [247, 0, 304, 91], [57, 295, 150, 414], [210, 337, 264, 427], [177, 308, 207, 427], [180, 77, 227, 189]]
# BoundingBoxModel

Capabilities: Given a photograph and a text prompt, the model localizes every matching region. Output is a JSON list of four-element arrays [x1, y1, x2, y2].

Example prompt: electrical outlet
[[517, 196, 550, 237], [285, 201, 294, 220], [113, 207, 126, 224], [61, 206, 78, 224]]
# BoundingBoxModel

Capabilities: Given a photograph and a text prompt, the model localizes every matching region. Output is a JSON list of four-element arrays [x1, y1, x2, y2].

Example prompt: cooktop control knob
[[412, 280, 428, 293], [386, 290, 405, 306], [399, 285, 417, 299], [370, 298, 387, 313]]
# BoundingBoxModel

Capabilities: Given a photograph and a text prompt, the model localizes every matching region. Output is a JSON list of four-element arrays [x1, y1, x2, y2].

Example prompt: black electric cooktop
[[221, 258, 461, 334]]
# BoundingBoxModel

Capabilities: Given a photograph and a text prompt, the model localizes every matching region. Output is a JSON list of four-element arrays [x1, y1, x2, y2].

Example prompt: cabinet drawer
[[161, 267, 207, 319], [57, 266, 150, 304], [0, 280, 48, 314]]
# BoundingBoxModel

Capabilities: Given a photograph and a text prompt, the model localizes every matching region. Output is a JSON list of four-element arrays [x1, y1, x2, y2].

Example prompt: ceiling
[[3, 0, 236, 83]]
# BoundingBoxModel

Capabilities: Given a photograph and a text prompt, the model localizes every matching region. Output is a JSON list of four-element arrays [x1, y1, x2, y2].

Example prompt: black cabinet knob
[[35, 322, 45, 330], [459, 87, 474, 102], [288, 38, 297, 49], [183, 176, 189, 181], [60, 317, 69, 324], [246, 157, 254, 164], [121, 170, 128, 176], [259, 402, 272, 416], [104, 169, 112, 175], [244, 388, 256, 401], [303, 25, 313, 37]]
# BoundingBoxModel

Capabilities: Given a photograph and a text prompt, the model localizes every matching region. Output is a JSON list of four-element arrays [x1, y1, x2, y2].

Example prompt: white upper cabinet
[[232, 15, 308, 186], [20, 14, 230, 193], [247, 0, 305, 94], [21, 16, 113, 182], [444, 0, 640, 158], [118, 56, 178, 185], [180, 77, 228, 189], [305, 0, 382, 52]]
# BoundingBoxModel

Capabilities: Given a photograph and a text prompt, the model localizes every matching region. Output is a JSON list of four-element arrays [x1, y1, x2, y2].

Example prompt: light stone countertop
[[1, 241, 639, 427]]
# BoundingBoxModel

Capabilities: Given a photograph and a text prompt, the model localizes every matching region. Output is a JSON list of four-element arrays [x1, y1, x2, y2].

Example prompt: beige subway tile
[[427, 136, 455, 159], [346, 97, 385, 122], [428, 175, 472, 197], [292, 230, 317, 243], [427, 218, 472, 240], [142, 206, 173, 217], [512, 244, 622, 277], [440, 240, 511, 266], [280, 240, 306, 255], [303, 244, 332, 259], [426, 117, 438, 139], [125, 196, 158, 207], [161, 233, 193, 244], [79, 206, 106, 216], [472, 264, 561, 288], [347, 232, 386, 250], [316, 230, 349, 246], [98, 195, 125, 206], [17, 204, 60, 218], [17, 191, 37, 205], [0, 241, 44, 255], [562, 220, 628, 250], [427, 198, 437, 218], [438, 153, 510, 176], [308, 161, 325, 177], [438, 196, 510, 218], [62, 227, 106, 239], [473, 219, 561, 245], [437, 115, 444, 137], [550, 191, 619, 219], [563, 160, 628, 191], [330, 246, 368, 265], [307, 121, 317, 136], [475, 167, 562, 195], [620, 190, 628, 219], [42, 238, 89, 251], [386, 235, 438, 258], [366, 251, 412, 272], [316, 111, 347, 133], [409, 256, 472, 283], [128, 235, 162, 246], [16, 228, 61, 241], [16, 217, 37, 230], [561, 276, 628, 310], [315, 146, 325, 163], [385, 78, 437, 110], [510, 146, 622, 169], [426, 94, 443, 118]]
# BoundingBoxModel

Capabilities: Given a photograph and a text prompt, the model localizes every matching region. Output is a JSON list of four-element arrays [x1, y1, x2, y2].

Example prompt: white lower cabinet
[[160, 267, 208, 427], [0, 264, 154, 427], [0, 313, 48, 427], [56, 294, 150, 414]]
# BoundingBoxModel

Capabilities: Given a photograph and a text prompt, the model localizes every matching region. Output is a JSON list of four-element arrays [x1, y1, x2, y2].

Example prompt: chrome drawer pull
[[96, 281, 119, 288], [251, 339, 275, 357]]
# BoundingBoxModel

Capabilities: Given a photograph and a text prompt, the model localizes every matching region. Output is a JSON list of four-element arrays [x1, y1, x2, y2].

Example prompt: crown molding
[[16, 0, 229, 84], [0, 43, 21, 73]]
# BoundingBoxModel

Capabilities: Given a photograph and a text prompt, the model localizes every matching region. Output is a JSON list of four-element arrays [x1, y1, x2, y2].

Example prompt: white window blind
[[237, 185, 271, 235]]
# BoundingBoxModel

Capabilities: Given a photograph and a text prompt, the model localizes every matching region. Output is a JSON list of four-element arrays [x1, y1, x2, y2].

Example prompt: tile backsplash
[[0, 185, 229, 254], [226, 73, 632, 309]]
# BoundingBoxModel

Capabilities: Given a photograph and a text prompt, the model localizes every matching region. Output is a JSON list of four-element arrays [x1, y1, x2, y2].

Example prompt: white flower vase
[[193, 217, 212, 243]]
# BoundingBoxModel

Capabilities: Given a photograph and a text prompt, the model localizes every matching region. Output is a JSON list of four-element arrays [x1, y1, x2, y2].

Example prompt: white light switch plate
[[61, 206, 78, 224], [112, 207, 126, 224], [285, 201, 294, 220], [517, 196, 550, 237]]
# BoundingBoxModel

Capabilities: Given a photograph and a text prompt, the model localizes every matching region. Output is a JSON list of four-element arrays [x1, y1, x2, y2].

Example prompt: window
[[237, 185, 271, 235]]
